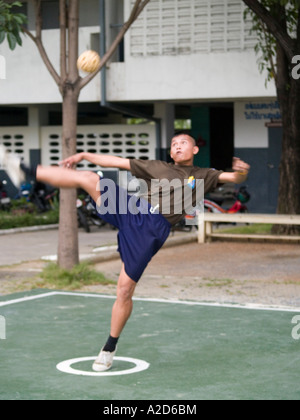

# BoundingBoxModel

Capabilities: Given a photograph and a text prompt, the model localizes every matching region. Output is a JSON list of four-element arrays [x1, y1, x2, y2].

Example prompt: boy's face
[[170, 135, 199, 166]]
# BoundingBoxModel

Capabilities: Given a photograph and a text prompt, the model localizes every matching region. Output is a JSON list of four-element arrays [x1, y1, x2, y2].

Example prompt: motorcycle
[[77, 196, 91, 233], [16, 181, 58, 213], [204, 185, 250, 214], [0, 180, 11, 211], [173, 185, 250, 232], [30, 182, 58, 213], [77, 192, 107, 233]]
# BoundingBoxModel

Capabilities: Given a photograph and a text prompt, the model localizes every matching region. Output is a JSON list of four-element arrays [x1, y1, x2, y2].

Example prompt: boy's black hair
[[172, 131, 197, 146]]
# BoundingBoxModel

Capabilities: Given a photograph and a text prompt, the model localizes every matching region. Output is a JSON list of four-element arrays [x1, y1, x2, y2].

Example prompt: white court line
[[0, 290, 300, 313], [0, 291, 58, 307], [56, 356, 150, 377]]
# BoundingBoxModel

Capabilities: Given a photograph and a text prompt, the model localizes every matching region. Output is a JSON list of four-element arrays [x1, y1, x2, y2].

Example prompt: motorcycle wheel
[[77, 208, 90, 233]]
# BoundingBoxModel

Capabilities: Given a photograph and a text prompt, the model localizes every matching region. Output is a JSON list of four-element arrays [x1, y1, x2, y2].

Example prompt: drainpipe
[[99, 0, 162, 160]]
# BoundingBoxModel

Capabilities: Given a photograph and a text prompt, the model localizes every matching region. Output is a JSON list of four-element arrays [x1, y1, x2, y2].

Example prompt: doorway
[[210, 106, 234, 171], [191, 104, 234, 171]]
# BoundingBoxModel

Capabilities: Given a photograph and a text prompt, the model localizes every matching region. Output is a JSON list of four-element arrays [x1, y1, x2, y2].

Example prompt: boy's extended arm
[[218, 157, 250, 184], [60, 152, 131, 171]]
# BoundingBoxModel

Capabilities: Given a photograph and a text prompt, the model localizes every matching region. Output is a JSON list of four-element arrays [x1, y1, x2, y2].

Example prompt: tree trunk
[[273, 38, 300, 234], [56, 0, 80, 270], [57, 88, 80, 269], [242, 1, 300, 234], [274, 85, 300, 234]]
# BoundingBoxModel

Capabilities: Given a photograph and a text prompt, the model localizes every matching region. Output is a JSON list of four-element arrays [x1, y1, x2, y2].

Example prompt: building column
[[28, 106, 48, 167], [154, 103, 175, 161]]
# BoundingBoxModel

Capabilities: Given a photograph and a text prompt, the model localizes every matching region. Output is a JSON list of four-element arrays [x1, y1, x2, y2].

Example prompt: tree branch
[[22, 26, 61, 87], [23, 0, 61, 87], [261, 22, 277, 83], [243, 0, 294, 61], [78, 0, 151, 90], [133, 0, 151, 20], [59, 0, 67, 81], [68, 0, 80, 84]]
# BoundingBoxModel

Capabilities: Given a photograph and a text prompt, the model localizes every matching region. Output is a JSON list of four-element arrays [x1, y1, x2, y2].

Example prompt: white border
[[0, 290, 300, 313]]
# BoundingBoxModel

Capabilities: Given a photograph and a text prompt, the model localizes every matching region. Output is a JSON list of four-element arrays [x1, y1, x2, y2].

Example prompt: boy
[[0, 134, 250, 371]]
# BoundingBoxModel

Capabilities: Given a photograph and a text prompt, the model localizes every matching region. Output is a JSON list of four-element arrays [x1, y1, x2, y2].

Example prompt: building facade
[[0, 0, 281, 212]]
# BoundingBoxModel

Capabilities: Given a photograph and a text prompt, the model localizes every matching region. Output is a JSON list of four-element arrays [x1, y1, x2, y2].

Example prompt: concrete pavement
[[0, 225, 197, 267]]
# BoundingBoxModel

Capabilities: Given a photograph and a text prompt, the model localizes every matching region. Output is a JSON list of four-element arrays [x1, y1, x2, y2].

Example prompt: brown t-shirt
[[130, 159, 223, 225]]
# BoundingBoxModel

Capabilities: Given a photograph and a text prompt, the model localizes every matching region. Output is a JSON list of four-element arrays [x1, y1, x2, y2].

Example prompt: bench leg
[[206, 221, 213, 243], [198, 214, 205, 243]]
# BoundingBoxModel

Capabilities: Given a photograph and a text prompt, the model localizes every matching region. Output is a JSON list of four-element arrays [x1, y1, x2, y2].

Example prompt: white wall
[[107, 50, 276, 102], [234, 100, 281, 149]]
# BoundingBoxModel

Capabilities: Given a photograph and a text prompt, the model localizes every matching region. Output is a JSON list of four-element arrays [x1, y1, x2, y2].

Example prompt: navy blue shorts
[[91, 179, 171, 282]]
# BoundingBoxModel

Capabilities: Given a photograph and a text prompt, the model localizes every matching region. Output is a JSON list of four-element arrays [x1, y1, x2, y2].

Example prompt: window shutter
[[129, 0, 257, 56]]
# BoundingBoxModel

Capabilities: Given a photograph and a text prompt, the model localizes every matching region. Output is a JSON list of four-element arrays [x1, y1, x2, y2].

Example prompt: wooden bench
[[197, 213, 300, 243]]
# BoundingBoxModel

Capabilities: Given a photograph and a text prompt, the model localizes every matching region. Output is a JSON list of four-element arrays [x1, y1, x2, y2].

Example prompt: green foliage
[[244, 0, 299, 85], [40, 262, 116, 290], [0, 208, 59, 230], [0, 1, 27, 50], [215, 223, 273, 235], [175, 119, 192, 130]]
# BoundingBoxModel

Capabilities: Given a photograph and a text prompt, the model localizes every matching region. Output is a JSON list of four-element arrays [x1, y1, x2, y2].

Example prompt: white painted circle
[[56, 356, 150, 377]]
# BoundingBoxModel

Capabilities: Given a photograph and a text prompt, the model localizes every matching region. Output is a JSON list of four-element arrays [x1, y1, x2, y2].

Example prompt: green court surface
[[0, 289, 300, 400]]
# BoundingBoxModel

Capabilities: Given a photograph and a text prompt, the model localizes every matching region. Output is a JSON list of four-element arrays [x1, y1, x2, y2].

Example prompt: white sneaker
[[0, 145, 25, 188], [92, 347, 117, 372]]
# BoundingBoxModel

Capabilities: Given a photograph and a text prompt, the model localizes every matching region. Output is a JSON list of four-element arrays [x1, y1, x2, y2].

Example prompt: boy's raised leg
[[36, 165, 101, 203], [0, 146, 101, 204]]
